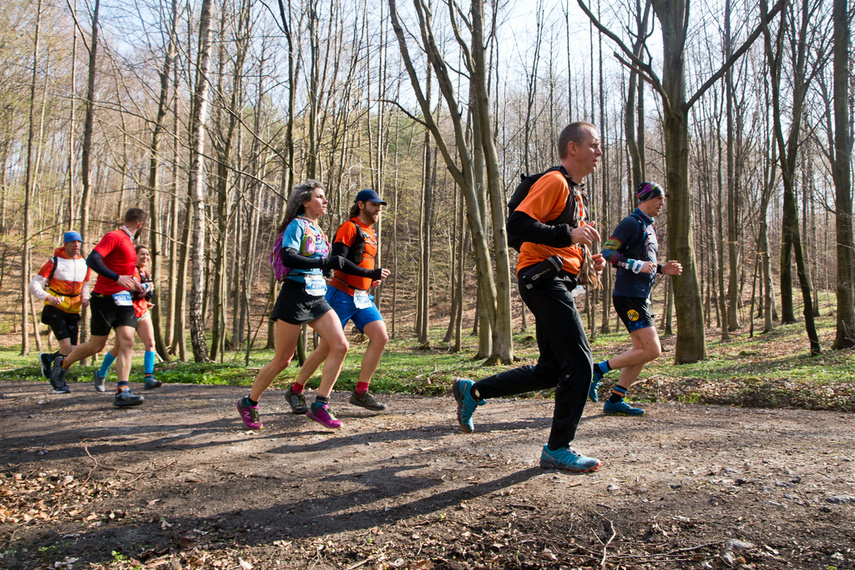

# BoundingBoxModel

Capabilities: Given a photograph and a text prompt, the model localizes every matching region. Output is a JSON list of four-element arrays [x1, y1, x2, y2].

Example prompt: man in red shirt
[[285, 189, 391, 413], [49, 208, 147, 407]]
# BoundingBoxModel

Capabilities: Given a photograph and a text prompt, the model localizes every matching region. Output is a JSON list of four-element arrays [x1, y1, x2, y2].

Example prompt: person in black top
[[591, 182, 682, 415]]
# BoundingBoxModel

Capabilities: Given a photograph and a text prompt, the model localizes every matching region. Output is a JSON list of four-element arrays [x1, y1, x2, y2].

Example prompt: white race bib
[[112, 291, 133, 306], [304, 274, 326, 297], [353, 289, 372, 309]]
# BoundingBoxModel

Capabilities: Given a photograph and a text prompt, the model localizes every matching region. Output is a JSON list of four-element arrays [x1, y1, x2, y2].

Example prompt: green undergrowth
[[2, 313, 853, 411]]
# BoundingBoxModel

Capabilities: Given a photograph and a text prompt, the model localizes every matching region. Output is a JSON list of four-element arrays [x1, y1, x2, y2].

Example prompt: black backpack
[[344, 220, 366, 265], [506, 166, 585, 251]]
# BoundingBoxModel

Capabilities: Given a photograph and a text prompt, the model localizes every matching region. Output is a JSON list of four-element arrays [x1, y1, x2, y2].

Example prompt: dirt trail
[[1, 380, 854, 569]]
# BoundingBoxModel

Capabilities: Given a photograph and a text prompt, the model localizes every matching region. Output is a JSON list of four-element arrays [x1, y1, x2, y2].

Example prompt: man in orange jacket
[[28, 231, 91, 392]]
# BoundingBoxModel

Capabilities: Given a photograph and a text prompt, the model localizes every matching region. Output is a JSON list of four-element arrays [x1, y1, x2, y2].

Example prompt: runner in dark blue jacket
[[590, 182, 682, 415]]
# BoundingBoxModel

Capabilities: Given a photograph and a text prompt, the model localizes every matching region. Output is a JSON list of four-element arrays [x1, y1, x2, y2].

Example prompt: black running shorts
[[41, 305, 81, 344], [89, 293, 138, 336], [271, 279, 333, 325], [613, 296, 655, 333]]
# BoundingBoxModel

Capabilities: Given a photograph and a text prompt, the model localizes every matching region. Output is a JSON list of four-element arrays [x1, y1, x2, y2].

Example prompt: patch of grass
[[2, 312, 854, 411]]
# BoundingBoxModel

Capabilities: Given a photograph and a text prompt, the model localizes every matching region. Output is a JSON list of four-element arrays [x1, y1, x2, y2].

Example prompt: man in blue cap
[[285, 189, 392, 413], [590, 181, 682, 415], [28, 231, 91, 392]]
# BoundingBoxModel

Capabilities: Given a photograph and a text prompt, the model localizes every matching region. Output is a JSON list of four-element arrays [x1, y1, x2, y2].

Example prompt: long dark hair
[[277, 180, 324, 234]]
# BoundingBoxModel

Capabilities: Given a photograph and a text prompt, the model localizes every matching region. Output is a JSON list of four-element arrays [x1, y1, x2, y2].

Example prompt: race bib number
[[353, 289, 372, 309], [112, 291, 133, 306], [304, 274, 326, 297]]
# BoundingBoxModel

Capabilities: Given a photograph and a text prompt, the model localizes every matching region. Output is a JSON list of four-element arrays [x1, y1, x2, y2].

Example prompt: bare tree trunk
[[80, 0, 100, 246], [416, 130, 432, 346], [187, 0, 214, 362], [830, 0, 854, 349], [20, 0, 44, 356], [146, 0, 178, 363], [67, 0, 78, 226], [715, 98, 730, 340], [725, 0, 740, 332], [388, 0, 510, 363], [210, 0, 250, 361], [471, 0, 514, 363], [762, 0, 821, 354]]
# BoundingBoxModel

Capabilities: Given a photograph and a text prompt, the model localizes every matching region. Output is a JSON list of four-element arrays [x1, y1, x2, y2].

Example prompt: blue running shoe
[[540, 444, 601, 473], [452, 378, 484, 434], [603, 399, 645, 416], [589, 367, 603, 402]]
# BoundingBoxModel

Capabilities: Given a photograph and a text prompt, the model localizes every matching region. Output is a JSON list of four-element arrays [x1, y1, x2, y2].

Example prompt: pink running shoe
[[236, 397, 263, 429], [306, 402, 342, 429]]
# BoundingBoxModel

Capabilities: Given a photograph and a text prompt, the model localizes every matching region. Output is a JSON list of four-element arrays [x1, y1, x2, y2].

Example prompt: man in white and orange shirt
[[29, 231, 91, 392], [285, 189, 391, 414]]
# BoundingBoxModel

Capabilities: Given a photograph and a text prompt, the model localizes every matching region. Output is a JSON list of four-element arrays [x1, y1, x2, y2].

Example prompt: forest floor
[[1, 379, 854, 570]]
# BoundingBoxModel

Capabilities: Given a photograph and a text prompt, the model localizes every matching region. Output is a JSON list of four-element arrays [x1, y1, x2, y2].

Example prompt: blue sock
[[144, 351, 155, 375], [99, 352, 116, 376], [596, 361, 611, 375]]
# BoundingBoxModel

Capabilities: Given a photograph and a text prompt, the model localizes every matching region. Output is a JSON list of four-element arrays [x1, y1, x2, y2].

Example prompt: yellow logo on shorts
[[627, 309, 640, 321]]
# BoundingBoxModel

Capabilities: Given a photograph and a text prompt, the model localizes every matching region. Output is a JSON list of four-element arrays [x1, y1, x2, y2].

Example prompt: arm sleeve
[[338, 258, 382, 280], [281, 248, 382, 279], [329, 242, 350, 259], [507, 210, 574, 247], [28, 275, 49, 301], [601, 236, 627, 267], [87, 251, 120, 281], [602, 217, 645, 271], [280, 247, 326, 270]]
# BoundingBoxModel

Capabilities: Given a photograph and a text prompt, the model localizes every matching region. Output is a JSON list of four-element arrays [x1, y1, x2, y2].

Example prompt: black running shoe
[[285, 386, 309, 414], [349, 390, 387, 411], [143, 374, 162, 390], [114, 389, 144, 407], [49, 357, 68, 393], [39, 353, 52, 379]]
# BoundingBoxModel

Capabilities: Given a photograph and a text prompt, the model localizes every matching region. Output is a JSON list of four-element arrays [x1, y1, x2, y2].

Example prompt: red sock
[[290, 383, 304, 395], [356, 382, 370, 395]]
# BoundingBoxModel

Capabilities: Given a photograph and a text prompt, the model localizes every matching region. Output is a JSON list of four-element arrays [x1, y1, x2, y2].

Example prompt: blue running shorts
[[325, 287, 383, 333]]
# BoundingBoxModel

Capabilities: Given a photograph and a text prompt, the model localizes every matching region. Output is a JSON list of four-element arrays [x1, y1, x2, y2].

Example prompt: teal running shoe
[[603, 399, 645, 416], [452, 378, 484, 434], [539, 444, 601, 473], [589, 367, 603, 402]]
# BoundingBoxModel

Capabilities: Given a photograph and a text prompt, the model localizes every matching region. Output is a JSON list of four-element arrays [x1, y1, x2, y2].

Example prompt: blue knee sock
[[144, 351, 155, 375], [99, 352, 117, 376], [596, 360, 612, 375]]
